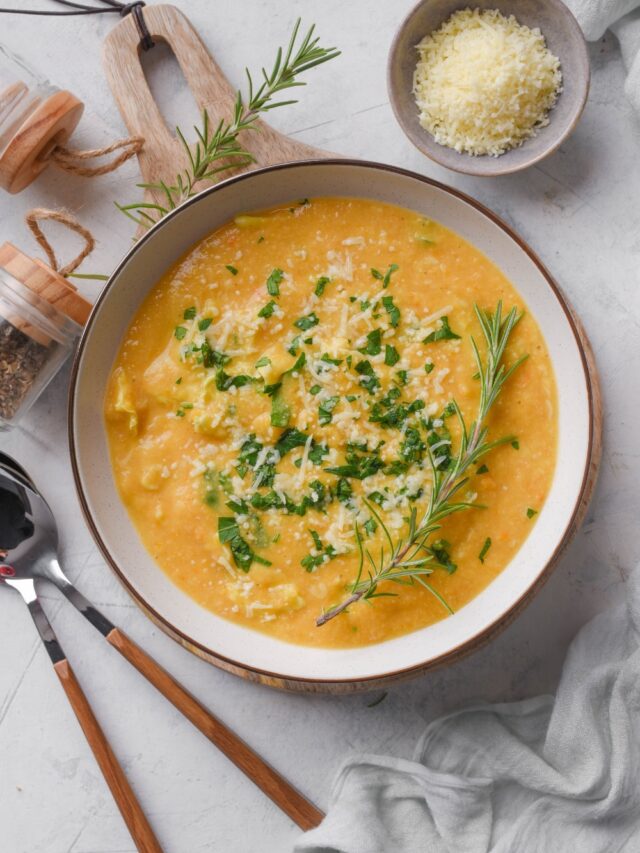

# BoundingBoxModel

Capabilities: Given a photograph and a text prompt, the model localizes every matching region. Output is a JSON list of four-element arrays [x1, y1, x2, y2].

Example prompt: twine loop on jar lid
[[25, 208, 96, 278], [49, 135, 144, 178]]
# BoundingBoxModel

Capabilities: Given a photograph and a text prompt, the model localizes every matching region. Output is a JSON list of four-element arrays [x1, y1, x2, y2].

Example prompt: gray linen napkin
[[565, 0, 640, 111], [295, 570, 640, 852]]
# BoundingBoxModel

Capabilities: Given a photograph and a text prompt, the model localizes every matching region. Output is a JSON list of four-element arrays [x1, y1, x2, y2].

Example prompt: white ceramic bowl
[[69, 161, 599, 692]]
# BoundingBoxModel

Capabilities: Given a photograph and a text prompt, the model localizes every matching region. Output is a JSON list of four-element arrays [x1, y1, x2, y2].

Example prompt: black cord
[[0, 0, 155, 50]]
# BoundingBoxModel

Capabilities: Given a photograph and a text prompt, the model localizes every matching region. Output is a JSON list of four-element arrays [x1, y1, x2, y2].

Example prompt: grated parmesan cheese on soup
[[413, 8, 562, 157]]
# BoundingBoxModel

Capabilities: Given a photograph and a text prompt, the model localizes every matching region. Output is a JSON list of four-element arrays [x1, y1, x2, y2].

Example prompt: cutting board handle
[[103, 4, 327, 195]]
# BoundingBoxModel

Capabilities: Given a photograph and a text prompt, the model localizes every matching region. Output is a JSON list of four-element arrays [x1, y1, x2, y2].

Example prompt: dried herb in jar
[[0, 316, 48, 420]]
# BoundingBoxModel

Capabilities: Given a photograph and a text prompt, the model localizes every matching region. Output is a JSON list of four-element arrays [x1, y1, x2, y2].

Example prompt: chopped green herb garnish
[[478, 537, 492, 563], [423, 315, 460, 344], [369, 397, 424, 429], [476, 464, 489, 475], [183, 339, 229, 369], [198, 317, 212, 331], [174, 326, 187, 340], [275, 428, 309, 456], [527, 507, 538, 519], [400, 427, 425, 464], [258, 300, 277, 318], [183, 306, 196, 320], [355, 360, 380, 394], [367, 490, 386, 507], [318, 395, 340, 425], [287, 335, 301, 355], [381, 295, 400, 327], [314, 276, 330, 297], [216, 369, 252, 391], [271, 391, 291, 428], [320, 353, 342, 366], [428, 539, 457, 574], [266, 268, 284, 296], [358, 329, 382, 356], [308, 443, 329, 465], [336, 477, 353, 503], [218, 516, 271, 572], [301, 529, 336, 572], [175, 376, 182, 384], [310, 384, 322, 395], [255, 356, 271, 368], [225, 264, 238, 275], [363, 517, 378, 537], [371, 263, 399, 288], [325, 454, 384, 480], [424, 362, 434, 374], [512, 440, 520, 450], [294, 312, 319, 331], [384, 344, 400, 366], [395, 369, 409, 386]]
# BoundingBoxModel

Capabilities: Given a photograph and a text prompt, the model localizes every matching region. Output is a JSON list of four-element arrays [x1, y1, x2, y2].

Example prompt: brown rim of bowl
[[68, 159, 599, 692], [386, 0, 591, 177]]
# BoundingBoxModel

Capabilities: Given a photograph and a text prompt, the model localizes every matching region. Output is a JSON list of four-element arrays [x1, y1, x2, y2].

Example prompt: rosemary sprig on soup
[[316, 303, 527, 626], [105, 197, 557, 649]]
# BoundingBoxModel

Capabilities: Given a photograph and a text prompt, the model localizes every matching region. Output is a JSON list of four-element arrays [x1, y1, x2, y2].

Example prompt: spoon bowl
[[0, 469, 60, 582]]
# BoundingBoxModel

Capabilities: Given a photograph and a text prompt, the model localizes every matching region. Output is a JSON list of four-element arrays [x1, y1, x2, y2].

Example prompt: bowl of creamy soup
[[69, 160, 598, 691]]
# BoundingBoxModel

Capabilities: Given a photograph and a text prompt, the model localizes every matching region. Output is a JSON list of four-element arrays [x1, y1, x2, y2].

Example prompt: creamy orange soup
[[105, 197, 557, 648]]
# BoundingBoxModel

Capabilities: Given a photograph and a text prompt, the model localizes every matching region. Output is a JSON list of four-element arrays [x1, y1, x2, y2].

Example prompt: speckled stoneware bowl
[[388, 0, 590, 176]]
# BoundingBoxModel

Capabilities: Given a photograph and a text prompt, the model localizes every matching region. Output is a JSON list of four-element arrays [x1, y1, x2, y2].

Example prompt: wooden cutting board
[[103, 3, 328, 215]]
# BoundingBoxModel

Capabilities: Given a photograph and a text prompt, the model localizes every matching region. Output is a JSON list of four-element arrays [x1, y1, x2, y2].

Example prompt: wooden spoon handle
[[107, 627, 324, 831], [53, 658, 164, 853]]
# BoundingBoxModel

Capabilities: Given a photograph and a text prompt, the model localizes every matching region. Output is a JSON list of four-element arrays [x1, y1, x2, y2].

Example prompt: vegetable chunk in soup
[[105, 197, 557, 649]]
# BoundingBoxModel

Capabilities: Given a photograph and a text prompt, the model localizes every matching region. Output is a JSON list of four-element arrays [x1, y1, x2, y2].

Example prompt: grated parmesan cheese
[[413, 8, 562, 157]]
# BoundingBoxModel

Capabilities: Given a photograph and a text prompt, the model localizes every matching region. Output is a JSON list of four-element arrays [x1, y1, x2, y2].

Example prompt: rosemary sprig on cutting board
[[118, 19, 339, 228], [316, 303, 528, 627]]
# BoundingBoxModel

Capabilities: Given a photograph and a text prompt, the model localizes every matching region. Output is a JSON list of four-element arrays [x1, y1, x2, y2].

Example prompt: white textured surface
[[0, 4, 637, 852]]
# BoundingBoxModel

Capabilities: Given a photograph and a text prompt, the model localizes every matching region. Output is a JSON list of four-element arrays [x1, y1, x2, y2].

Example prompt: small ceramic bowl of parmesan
[[388, 0, 589, 176]]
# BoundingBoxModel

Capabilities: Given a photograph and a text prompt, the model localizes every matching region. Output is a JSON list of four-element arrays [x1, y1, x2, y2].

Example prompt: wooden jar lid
[[0, 90, 84, 194], [0, 242, 92, 328]]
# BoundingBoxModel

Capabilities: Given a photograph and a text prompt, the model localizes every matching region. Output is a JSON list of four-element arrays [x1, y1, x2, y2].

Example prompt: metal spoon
[[0, 460, 323, 835], [0, 471, 164, 852], [0, 452, 35, 489]]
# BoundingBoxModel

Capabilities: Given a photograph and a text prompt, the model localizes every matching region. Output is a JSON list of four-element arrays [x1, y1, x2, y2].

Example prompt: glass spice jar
[[0, 44, 83, 194], [0, 243, 91, 429]]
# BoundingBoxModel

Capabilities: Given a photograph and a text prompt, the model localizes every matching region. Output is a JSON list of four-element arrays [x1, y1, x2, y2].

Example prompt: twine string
[[50, 135, 144, 177], [25, 208, 95, 277], [0, 1, 155, 51]]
